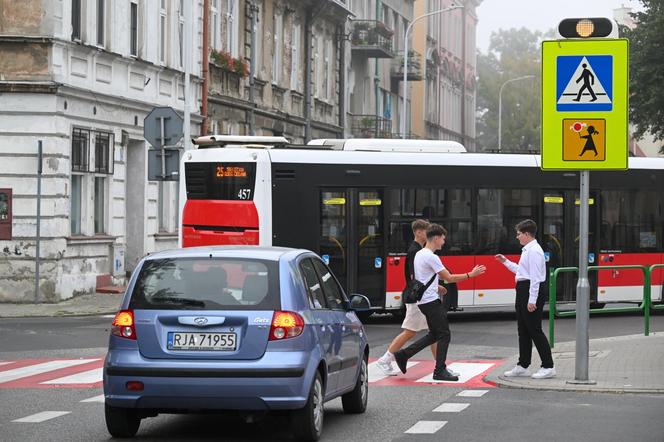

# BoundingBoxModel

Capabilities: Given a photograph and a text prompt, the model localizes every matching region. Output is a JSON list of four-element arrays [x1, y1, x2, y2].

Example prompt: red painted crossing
[[0, 357, 502, 389]]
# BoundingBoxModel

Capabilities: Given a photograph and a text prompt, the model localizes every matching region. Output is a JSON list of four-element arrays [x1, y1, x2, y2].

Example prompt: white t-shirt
[[413, 248, 445, 305]]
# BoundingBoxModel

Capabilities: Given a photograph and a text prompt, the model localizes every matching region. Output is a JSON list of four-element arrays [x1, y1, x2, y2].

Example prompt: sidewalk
[[0, 292, 123, 318], [486, 332, 664, 394]]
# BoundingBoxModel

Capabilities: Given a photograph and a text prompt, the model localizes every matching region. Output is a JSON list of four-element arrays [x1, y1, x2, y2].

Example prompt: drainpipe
[[338, 23, 346, 135], [374, 0, 380, 135], [460, 4, 466, 148], [304, 11, 313, 141], [202, 0, 210, 135], [248, 1, 258, 135]]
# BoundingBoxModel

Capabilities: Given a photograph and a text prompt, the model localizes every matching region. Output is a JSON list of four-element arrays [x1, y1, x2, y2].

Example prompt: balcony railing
[[350, 20, 394, 59], [390, 50, 423, 81], [350, 114, 392, 138]]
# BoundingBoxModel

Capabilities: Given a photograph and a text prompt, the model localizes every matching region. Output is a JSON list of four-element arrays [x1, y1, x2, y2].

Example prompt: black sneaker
[[394, 351, 408, 374], [433, 369, 459, 382]]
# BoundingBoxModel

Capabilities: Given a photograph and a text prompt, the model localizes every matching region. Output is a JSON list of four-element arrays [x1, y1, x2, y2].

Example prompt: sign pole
[[569, 170, 596, 384]]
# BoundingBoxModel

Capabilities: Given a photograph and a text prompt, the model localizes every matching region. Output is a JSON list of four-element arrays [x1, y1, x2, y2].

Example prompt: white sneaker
[[503, 365, 529, 377], [448, 368, 461, 377], [376, 359, 399, 376], [531, 367, 556, 379]]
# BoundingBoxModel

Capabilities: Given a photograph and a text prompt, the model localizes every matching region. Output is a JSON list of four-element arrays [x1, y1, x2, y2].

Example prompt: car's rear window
[[129, 258, 280, 311]]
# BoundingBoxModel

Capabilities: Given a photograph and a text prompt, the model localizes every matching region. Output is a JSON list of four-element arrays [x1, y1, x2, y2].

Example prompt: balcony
[[390, 50, 423, 81], [350, 20, 394, 59], [351, 114, 392, 138]]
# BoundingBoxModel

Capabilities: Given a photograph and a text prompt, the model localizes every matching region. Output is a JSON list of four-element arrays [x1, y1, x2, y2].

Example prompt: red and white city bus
[[180, 136, 664, 317]]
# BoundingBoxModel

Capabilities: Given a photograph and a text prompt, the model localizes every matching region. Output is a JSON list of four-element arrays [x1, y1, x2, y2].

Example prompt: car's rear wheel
[[291, 372, 324, 441], [105, 403, 141, 438], [341, 355, 368, 414]]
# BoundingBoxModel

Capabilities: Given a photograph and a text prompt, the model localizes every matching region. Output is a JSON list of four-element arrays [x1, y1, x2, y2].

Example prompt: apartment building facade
[[0, 0, 203, 302], [206, 0, 351, 142], [411, 0, 478, 150]]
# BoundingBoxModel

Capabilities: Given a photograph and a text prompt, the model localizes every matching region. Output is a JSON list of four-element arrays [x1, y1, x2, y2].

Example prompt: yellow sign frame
[[541, 39, 628, 170]]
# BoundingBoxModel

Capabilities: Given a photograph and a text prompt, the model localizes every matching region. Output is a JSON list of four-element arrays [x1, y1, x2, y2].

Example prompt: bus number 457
[[237, 189, 252, 200]]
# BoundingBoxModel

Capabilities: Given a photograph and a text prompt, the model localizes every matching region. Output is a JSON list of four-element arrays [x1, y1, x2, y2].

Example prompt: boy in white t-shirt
[[393, 224, 486, 381]]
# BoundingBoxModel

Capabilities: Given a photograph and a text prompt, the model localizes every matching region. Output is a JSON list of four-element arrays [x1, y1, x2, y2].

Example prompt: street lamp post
[[401, 4, 464, 139], [498, 75, 535, 151]]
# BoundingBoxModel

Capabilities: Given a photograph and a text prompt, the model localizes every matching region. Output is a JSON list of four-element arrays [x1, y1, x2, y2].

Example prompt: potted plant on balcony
[[210, 49, 249, 79]]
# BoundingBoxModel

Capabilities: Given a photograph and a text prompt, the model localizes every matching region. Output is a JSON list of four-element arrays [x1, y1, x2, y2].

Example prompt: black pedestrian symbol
[[573, 63, 597, 102], [579, 126, 599, 157]]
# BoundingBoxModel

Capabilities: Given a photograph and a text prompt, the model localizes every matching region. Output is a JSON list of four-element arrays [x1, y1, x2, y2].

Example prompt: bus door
[[319, 189, 385, 308], [542, 190, 599, 303]]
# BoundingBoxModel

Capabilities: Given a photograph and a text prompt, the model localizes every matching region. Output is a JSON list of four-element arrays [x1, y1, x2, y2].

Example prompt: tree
[[624, 1, 664, 153], [476, 28, 551, 152]]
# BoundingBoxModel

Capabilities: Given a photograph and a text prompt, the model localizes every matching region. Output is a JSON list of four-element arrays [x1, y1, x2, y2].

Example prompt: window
[[253, 1, 263, 75], [72, 0, 82, 40], [178, 2, 185, 67], [94, 177, 105, 234], [97, 0, 105, 46], [159, 1, 167, 63], [601, 190, 661, 252], [72, 129, 89, 172], [477, 188, 537, 255], [94, 132, 111, 173], [211, 0, 219, 50], [272, 11, 283, 85], [300, 259, 327, 309], [387, 187, 472, 255], [312, 259, 346, 310], [290, 21, 300, 91], [130, 1, 138, 56], [71, 175, 83, 235], [129, 258, 281, 311], [70, 128, 114, 236], [324, 38, 332, 99], [224, 0, 239, 57], [313, 35, 320, 97]]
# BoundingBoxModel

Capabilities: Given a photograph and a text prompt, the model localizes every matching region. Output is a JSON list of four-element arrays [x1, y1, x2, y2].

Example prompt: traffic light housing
[[557, 18, 618, 39]]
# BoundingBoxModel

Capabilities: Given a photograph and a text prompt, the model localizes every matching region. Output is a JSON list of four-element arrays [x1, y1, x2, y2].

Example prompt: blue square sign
[[556, 55, 613, 111]]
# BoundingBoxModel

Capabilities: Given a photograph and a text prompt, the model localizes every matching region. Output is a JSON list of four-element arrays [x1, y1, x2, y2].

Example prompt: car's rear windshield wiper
[[149, 296, 206, 308]]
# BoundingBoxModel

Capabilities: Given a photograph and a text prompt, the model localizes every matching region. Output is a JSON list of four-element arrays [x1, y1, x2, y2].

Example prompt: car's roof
[[144, 246, 311, 262]]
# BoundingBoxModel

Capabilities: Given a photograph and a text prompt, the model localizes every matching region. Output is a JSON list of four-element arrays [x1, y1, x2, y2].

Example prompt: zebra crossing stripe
[[457, 389, 489, 397], [404, 420, 448, 434], [41, 367, 103, 385], [0, 359, 100, 384], [368, 360, 419, 382], [433, 403, 470, 413], [12, 411, 71, 423], [80, 394, 105, 403]]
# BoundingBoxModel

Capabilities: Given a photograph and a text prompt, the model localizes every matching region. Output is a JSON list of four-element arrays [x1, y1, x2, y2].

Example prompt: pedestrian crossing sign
[[541, 39, 628, 170], [556, 56, 612, 111]]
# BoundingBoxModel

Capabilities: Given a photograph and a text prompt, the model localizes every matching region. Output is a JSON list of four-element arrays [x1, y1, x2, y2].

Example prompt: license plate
[[167, 332, 237, 351]]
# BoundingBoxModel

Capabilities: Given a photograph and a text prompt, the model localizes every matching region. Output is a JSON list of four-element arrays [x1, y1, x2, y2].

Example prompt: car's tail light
[[111, 310, 137, 340], [269, 311, 304, 341]]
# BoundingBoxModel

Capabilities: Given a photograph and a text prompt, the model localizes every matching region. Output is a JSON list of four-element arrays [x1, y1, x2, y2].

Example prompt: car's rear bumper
[[103, 350, 316, 411]]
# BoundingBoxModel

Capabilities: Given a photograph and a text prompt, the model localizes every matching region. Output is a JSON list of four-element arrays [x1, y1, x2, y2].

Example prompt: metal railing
[[547, 264, 663, 348], [350, 20, 394, 58]]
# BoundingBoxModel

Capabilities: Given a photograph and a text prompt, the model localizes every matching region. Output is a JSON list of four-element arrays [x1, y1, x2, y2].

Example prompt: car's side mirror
[[348, 294, 371, 312]]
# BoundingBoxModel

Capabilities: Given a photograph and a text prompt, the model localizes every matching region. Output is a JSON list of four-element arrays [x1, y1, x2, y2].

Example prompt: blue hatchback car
[[104, 246, 370, 441]]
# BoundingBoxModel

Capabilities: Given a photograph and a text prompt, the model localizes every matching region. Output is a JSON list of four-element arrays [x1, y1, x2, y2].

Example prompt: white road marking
[[457, 389, 489, 397], [0, 362, 14, 366], [100, 314, 116, 318], [0, 359, 100, 384], [41, 367, 103, 385], [80, 394, 105, 403], [368, 361, 419, 382], [433, 403, 470, 413], [12, 411, 71, 423], [416, 362, 494, 384], [404, 420, 447, 434]]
